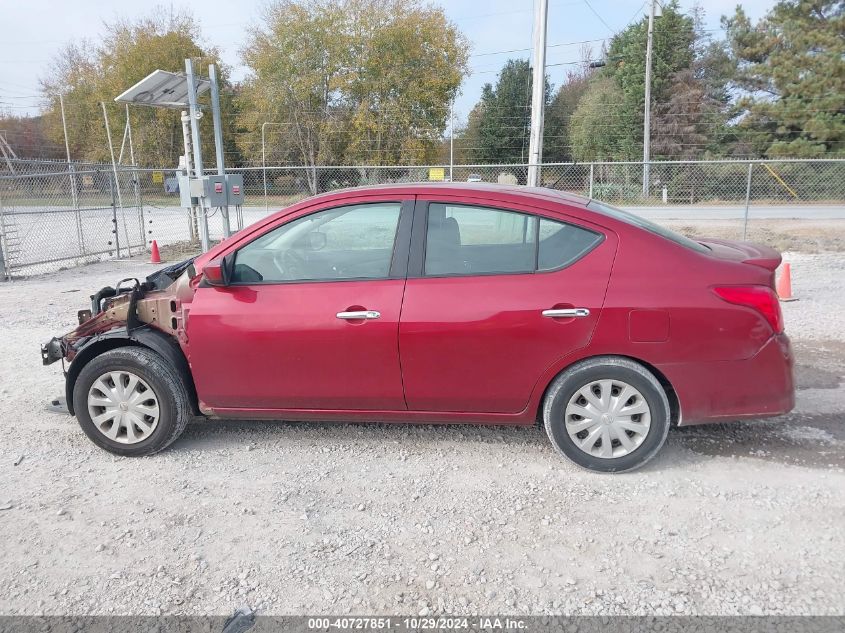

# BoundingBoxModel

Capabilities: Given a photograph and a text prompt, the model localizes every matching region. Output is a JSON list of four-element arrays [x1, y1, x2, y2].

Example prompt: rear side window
[[425, 204, 537, 275], [424, 203, 602, 276], [538, 218, 603, 271]]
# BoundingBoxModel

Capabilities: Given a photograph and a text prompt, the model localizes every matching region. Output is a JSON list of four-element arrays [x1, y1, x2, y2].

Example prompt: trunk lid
[[697, 238, 782, 272]]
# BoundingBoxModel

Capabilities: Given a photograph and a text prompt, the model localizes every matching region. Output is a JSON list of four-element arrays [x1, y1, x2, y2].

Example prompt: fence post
[[135, 172, 146, 251], [70, 163, 85, 256], [588, 163, 594, 199], [742, 162, 754, 241], [108, 172, 121, 258], [0, 186, 7, 280]]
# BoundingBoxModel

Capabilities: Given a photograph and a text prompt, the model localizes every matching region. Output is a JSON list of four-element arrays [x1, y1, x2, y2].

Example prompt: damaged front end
[[41, 257, 199, 367]]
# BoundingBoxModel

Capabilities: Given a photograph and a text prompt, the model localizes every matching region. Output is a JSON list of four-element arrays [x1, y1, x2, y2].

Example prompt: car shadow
[[670, 413, 845, 469], [171, 413, 843, 472]]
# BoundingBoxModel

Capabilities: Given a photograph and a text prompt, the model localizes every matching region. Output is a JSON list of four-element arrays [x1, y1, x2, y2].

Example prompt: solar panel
[[114, 69, 210, 109]]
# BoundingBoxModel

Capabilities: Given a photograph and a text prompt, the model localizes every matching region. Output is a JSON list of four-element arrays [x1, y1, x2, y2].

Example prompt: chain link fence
[[246, 160, 845, 208], [0, 161, 146, 277], [2, 158, 844, 278]]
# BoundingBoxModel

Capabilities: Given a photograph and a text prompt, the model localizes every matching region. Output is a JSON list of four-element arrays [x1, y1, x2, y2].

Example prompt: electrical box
[[177, 174, 244, 207], [189, 177, 206, 198], [177, 175, 196, 208], [205, 175, 228, 207], [226, 174, 245, 205]]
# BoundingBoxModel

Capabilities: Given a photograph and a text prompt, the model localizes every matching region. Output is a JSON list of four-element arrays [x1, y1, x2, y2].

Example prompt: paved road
[[628, 204, 845, 220]]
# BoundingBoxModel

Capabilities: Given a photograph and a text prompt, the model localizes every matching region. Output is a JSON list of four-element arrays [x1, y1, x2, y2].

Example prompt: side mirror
[[203, 257, 230, 286]]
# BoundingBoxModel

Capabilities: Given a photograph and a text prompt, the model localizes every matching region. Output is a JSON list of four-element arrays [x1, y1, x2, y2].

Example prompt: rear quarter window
[[538, 218, 603, 271]]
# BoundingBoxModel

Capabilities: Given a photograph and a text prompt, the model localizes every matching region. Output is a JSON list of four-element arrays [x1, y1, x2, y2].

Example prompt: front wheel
[[543, 357, 671, 473], [72, 347, 192, 456]]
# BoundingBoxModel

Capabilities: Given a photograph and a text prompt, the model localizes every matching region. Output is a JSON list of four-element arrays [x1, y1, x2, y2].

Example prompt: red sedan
[[42, 183, 794, 472]]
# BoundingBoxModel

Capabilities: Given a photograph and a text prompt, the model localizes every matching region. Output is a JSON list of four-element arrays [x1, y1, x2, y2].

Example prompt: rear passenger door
[[398, 198, 617, 414]]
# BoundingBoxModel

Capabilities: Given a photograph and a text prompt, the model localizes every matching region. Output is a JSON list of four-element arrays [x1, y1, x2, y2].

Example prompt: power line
[[582, 0, 614, 34]]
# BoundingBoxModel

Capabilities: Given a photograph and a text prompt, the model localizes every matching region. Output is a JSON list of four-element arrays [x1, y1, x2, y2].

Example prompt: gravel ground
[[0, 253, 843, 617]]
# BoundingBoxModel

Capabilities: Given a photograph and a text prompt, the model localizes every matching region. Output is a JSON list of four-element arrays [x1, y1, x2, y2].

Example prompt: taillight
[[713, 285, 784, 334]]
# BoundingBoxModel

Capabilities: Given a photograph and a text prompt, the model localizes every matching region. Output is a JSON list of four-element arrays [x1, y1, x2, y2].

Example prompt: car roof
[[301, 181, 592, 209]]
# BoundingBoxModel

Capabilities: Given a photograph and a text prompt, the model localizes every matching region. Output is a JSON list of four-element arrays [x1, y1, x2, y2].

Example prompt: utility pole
[[527, 0, 549, 188], [449, 99, 454, 182], [185, 58, 210, 252], [642, 0, 658, 196], [208, 64, 230, 238]]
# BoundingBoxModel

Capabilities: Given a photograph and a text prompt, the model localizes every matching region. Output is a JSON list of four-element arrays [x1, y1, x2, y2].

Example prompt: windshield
[[586, 200, 710, 253]]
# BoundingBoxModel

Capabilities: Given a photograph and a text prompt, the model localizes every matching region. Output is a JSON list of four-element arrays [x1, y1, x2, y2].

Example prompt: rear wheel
[[72, 347, 191, 456], [543, 357, 670, 473]]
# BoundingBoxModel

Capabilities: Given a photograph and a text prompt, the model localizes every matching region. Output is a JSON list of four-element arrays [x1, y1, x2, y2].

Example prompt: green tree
[[568, 1, 739, 162], [723, 1, 845, 157], [600, 0, 696, 158], [544, 65, 593, 162], [238, 0, 468, 191], [39, 40, 100, 162], [238, 1, 348, 193], [651, 7, 736, 158], [461, 59, 550, 164], [343, 0, 468, 165], [40, 10, 228, 167], [569, 76, 636, 161]]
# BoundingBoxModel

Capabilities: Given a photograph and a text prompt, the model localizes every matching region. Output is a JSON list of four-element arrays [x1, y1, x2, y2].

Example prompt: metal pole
[[642, 0, 656, 196], [101, 102, 123, 211], [180, 110, 198, 242], [59, 94, 85, 256], [185, 58, 210, 252], [101, 101, 130, 256], [59, 95, 79, 209], [449, 99, 454, 182], [0, 187, 7, 280], [262, 122, 269, 213], [527, 0, 549, 188], [209, 64, 230, 237], [126, 104, 145, 251], [742, 162, 753, 241], [589, 163, 594, 198], [108, 171, 120, 258]]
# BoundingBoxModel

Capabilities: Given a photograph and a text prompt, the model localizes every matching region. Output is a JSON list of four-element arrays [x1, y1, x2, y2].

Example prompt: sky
[[0, 0, 774, 125]]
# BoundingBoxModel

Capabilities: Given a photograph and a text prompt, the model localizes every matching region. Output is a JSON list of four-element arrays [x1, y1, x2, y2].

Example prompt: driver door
[[186, 198, 413, 412]]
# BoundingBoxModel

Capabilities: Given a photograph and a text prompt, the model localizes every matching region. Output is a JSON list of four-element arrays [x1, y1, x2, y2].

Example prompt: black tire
[[542, 356, 671, 473], [72, 346, 192, 456]]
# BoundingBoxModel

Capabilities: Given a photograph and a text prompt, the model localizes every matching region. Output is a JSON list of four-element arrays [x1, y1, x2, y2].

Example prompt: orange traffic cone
[[149, 240, 161, 264], [776, 262, 797, 302]]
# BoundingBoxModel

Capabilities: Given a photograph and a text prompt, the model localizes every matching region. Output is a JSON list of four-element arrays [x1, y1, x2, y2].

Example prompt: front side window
[[232, 202, 401, 283], [424, 203, 602, 276]]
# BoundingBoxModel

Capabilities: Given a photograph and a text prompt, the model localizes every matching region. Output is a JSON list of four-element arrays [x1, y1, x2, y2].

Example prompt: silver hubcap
[[87, 371, 160, 444], [564, 379, 651, 459]]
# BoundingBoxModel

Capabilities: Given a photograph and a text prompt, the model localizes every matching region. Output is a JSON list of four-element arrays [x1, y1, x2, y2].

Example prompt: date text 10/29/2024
[[307, 617, 528, 631]]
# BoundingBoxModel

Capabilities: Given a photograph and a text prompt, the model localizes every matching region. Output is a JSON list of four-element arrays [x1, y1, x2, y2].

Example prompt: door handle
[[336, 310, 381, 320], [542, 308, 590, 318]]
